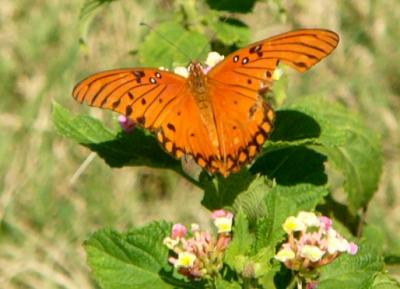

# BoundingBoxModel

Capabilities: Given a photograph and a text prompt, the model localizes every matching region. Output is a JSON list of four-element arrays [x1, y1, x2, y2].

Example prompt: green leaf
[[84, 221, 185, 289], [318, 242, 384, 289], [139, 22, 210, 68], [200, 169, 255, 210], [279, 97, 382, 212], [205, 0, 257, 13], [225, 209, 254, 271], [255, 184, 329, 249], [215, 279, 241, 289], [78, 0, 118, 44], [251, 146, 328, 186], [372, 272, 400, 289], [232, 177, 269, 227], [53, 102, 181, 170], [208, 18, 250, 46]]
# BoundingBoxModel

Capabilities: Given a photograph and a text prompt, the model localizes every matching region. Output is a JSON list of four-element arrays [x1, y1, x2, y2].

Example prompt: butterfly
[[73, 29, 339, 177]]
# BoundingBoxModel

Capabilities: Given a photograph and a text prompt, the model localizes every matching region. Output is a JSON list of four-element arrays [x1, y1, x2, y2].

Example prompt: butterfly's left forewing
[[73, 68, 221, 168]]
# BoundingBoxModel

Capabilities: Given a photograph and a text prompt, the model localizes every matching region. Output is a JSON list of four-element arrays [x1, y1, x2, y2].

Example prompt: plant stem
[[287, 277, 298, 289], [173, 166, 201, 188], [356, 204, 368, 237]]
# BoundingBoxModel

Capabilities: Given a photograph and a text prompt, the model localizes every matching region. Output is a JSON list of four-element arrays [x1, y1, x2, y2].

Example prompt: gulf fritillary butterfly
[[73, 29, 339, 177]]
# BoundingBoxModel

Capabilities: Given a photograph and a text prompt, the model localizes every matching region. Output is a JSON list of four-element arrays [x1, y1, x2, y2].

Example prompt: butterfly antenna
[[195, 13, 232, 61], [140, 22, 192, 62]]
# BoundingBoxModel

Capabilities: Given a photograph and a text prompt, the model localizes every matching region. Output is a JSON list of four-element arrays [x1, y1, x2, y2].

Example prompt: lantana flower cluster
[[163, 209, 233, 279], [275, 211, 358, 272]]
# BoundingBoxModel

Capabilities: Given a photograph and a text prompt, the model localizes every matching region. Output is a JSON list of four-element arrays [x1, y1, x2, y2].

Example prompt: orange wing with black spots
[[72, 68, 220, 167], [206, 29, 339, 174]]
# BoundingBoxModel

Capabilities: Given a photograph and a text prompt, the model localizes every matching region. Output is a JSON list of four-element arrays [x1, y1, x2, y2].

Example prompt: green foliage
[[139, 22, 210, 67], [372, 272, 400, 289], [84, 222, 182, 289], [208, 18, 250, 46], [318, 243, 384, 289], [205, 0, 257, 13]]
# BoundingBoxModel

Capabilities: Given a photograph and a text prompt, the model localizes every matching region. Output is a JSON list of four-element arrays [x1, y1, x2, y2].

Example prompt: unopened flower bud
[[172, 223, 187, 239], [347, 242, 358, 255], [118, 115, 135, 133], [319, 216, 333, 231]]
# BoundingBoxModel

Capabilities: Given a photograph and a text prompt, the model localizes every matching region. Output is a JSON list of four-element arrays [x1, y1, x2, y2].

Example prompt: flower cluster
[[163, 209, 233, 279], [275, 211, 358, 272]]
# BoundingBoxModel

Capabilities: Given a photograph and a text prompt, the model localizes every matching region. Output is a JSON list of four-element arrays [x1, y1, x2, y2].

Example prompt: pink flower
[[319, 216, 333, 231], [118, 115, 135, 133], [348, 242, 358, 255], [211, 209, 233, 219], [306, 281, 319, 289], [172, 223, 187, 239]]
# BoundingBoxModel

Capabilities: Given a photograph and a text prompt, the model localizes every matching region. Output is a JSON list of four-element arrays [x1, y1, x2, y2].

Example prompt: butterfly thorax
[[188, 61, 207, 96], [188, 61, 220, 150]]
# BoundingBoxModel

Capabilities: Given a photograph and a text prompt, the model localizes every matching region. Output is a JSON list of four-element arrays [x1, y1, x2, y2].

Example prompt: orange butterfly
[[73, 29, 339, 177]]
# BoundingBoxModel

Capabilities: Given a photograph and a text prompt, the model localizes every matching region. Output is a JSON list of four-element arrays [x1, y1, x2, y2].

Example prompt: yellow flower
[[283, 216, 305, 233], [214, 217, 233, 233], [176, 252, 197, 268]]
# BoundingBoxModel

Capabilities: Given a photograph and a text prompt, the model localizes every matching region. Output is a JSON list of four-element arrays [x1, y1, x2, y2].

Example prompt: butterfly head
[[188, 61, 206, 77]]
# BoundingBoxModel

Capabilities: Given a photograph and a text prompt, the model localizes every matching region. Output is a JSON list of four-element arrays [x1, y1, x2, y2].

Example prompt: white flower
[[300, 245, 325, 262], [163, 237, 179, 250], [272, 68, 284, 80], [214, 217, 233, 233], [176, 251, 197, 268], [205, 51, 224, 68], [191, 223, 200, 232], [275, 247, 296, 262], [158, 66, 168, 71], [283, 216, 306, 233], [327, 236, 349, 254], [297, 211, 320, 228], [174, 66, 189, 78]]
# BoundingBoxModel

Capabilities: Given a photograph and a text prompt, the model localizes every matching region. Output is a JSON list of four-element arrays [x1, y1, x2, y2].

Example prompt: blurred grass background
[[0, 0, 399, 288]]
